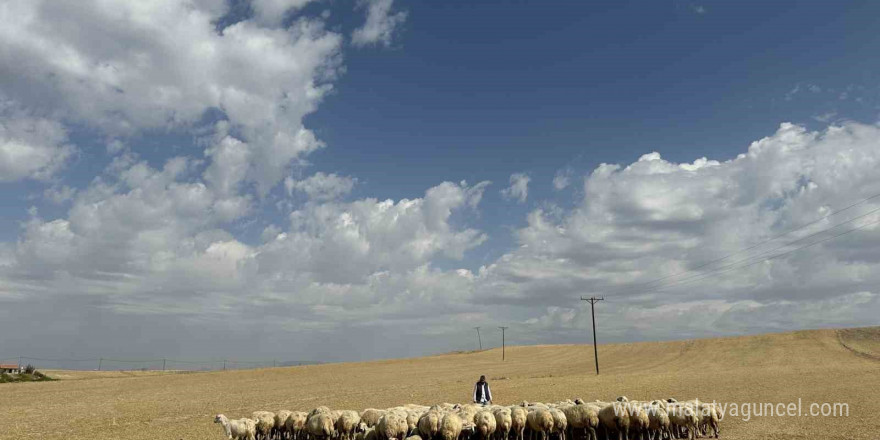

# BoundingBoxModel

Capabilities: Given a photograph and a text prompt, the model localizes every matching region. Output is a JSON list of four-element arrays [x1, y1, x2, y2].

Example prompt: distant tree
[[24, 364, 36, 374]]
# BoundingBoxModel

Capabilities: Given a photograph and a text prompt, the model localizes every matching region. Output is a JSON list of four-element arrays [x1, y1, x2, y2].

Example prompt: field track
[[2, 327, 878, 439]]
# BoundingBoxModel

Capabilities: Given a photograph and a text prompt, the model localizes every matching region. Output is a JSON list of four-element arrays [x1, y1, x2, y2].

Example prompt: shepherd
[[473, 375, 492, 406]]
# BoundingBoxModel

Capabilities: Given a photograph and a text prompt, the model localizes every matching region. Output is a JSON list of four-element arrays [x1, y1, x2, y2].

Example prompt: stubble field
[[2, 327, 878, 439]]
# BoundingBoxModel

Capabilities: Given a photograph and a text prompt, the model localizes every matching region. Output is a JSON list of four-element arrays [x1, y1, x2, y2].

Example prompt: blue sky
[[303, 0, 880, 266], [1, 0, 880, 362]]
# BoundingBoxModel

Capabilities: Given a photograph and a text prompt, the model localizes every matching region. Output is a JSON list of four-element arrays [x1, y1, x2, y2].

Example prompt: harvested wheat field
[[2, 327, 878, 440]]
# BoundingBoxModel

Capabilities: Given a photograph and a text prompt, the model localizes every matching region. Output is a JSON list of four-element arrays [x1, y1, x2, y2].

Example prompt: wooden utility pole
[[580, 296, 604, 375], [498, 327, 508, 360], [474, 327, 482, 350], [98, 358, 103, 371], [162, 358, 166, 371]]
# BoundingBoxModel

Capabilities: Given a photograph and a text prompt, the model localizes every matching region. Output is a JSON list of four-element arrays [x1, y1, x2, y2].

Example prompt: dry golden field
[[2, 327, 878, 440]]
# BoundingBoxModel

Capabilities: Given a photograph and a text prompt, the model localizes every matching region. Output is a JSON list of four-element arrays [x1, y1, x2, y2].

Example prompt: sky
[[1, 0, 880, 365]]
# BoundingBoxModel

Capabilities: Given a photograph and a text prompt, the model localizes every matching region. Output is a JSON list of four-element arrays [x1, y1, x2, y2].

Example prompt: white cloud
[[0, 108, 75, 182], [0, 0, 342, 193], [501, 172, 530, 203], [352, 0, 407, 47], [284, 172, 357, 201], [552, 168, 573, 190], [478, 122, 880, 343], [43, 185, 77, 204]]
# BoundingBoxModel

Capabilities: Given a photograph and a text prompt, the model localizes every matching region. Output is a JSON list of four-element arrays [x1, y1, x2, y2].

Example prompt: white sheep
[[548, 408, 566, 440], [560, 402, 599, 440], [378, 412, 409, 440], [439, 413, 464, 440], [275, 410, 293, 440], [361, 409, 387, 429], [307, 412, 337, 440], [337, 410, 362, 440], [643, 402, 671, 440], [525, 408, 554, 440], [666, 403, 699, 440], [215, 414, 257, 440], [492, 407, 512, 440], [404, 411, 421, 437], [626, 404, 648, 440], [509, 406, 527, 440], [286, 411, 308, 440], [697, 402, 720, 438], [598, 402, 631, 440], [418, 410, 443, 440], [473, 410, 497, 440], [252, 411, 276, 440]]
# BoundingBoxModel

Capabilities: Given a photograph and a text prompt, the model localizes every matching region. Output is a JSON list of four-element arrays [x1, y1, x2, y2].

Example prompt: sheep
[[697, 402, 720, 438], [253, 411, 276, 440], [456, 404, 481, 426], [308, 412, 337, 440], [361, 409, 387, 429], [378, 412, 409, 440], [405, 411, 421, 437], [626, 404, 649, 440], [525, 408, 554, 440], [439, 413, 464, 440], [275, 410, 293, 440], [509, 406, 527, 440], [337, 410, 362, 440], [640, 402, 670, 440], [548, 408, 566, 440], [418, 410, 442, 440], [286, 412, 308, 440], [356, 427, 378, 440], [598, 402, 631, 440], [561, 402, 599, 440], [474, 410, 497, 440], [615, 397, 628, 403], [666, 403, 699, 440], [215, 414, 257, 440], [405, 435, 424, 440], [493, 407, 512, 440], [310, 407, 333, 417]]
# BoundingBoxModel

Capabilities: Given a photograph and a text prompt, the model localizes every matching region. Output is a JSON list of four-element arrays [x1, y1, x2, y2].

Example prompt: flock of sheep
[[214, 396, 720, 440]]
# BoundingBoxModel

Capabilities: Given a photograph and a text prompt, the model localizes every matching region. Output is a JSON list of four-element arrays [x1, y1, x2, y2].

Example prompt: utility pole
[[162, 358, 166, 371], [474, 327, 482, 350], [580, 296, 604, 375], [498, 327, 508, 361], [223, 360, 227, 371], [98, 358, 103, 371]]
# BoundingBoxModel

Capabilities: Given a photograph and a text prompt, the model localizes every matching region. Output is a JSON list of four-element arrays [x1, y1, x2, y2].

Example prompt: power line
[[616, 192, 880, 294]]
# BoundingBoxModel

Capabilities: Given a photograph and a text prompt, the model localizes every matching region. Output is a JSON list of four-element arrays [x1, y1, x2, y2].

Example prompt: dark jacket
[[473, 380, 492, 402]]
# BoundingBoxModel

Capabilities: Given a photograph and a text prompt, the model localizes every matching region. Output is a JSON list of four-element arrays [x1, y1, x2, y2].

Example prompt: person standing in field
[[473, 375, 492, 406]]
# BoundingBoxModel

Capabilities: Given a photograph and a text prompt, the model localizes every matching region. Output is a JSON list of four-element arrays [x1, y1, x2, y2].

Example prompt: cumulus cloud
[[284, 172, 357, 201], [501, 172, 530, 203], [352, 0, 407, 47], [3, 121, 880, 360], [478, 122, 880, 343], [0, 109, 75, 182], [2, 2, 880, 363], [0, 0, 342, 193]]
